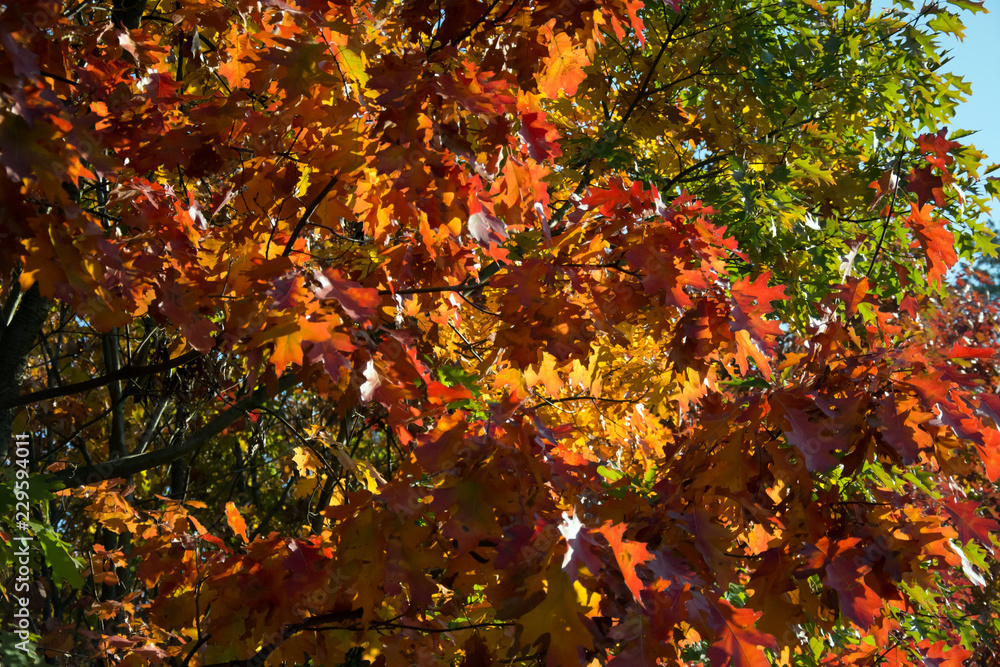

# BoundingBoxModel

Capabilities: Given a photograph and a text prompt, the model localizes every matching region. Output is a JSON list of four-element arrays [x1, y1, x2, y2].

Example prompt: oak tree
[[1, 0, 999, 665]]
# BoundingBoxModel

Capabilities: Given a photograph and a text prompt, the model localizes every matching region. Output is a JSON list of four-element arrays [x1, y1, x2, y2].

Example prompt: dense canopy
[[1, 0, 1000, 665]]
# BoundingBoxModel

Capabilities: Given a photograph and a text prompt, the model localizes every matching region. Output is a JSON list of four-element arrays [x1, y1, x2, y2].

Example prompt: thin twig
[[280, 176, 338, 258], [866, 145, 907, 278], [448, 321, 484, 361], [378, 277, 494, 297], [0, 350, 202, 411]]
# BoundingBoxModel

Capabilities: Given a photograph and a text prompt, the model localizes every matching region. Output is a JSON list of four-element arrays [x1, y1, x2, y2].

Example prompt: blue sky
[[937, 3, 1000, 178], [872, 2, 999, 210], [876, 0, 1000, 265]]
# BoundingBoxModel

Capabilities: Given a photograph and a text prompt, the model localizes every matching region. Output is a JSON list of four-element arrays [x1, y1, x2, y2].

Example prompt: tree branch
[[103, 329, 128, 458], [282, 176, 338, 258], [193, 610, 514, 667], [866, 145, 907, 278], [193, 609, 363, 667], [53, 373, 301, 488], [378, 275, 496, 297], [0, 350, 202, 411]]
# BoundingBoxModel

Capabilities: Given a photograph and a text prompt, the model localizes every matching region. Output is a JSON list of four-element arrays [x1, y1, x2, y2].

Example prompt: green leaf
[[31, 522, 85, 589], [0, 473, 60, 513], [597, 465, 624, 482], [0, 631, 43, 667], [948, 0, 986, 12], [927, 13, 965, 37], [720, 376, 770, 389], [640, 466, 657, 490], [437, 365, 481, 396]]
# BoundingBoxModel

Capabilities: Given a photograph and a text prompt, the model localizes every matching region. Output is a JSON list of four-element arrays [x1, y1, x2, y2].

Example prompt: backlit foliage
[[1, 0, 999, 665]]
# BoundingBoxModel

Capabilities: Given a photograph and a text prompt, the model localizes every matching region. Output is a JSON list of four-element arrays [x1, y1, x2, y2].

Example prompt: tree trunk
[[0, 283, 48, 462]]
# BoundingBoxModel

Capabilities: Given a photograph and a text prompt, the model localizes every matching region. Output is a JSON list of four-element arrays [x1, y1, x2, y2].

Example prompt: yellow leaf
[[292, 446, 322, 476], [494, 367, 529, 400], [523, 351, 563, 396], [333, 44, 369, 88], [518, 563, 596, 664], [295, 164, 312, 198], [356, 460, 386, 492]]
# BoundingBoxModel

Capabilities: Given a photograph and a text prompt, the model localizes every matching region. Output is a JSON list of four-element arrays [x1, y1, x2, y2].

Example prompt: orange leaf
[[225, 502, 248, 544], [599, 522, 653, 604], [729, 271, 787, 379], [537, 25, 590, 98], [837, 276, 870, 319], [905, 203, 957, 287], [707, 600, 777, 667], [253, 318, 333, 375]]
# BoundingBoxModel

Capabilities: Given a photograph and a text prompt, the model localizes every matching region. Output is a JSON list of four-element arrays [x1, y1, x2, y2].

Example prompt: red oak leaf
[[916, 128, 960, 160], [825, 558, 882, 628], [468, 211, 508, 246], [906, 165, 945, 208], [904, 203, 957, 287], [313, 268, 380, 323], [599, 522, 654, 604], [875, 393, 933, 464], [868, 167, 898, 213], [923, 640, 972, 667], [519, 111, 562, 161], [943, 499, 998, 547], [729, 272, 787, 379], [706, 599, 777, 667], [558, 512, 605, 581], [771, 392, 841, 472]]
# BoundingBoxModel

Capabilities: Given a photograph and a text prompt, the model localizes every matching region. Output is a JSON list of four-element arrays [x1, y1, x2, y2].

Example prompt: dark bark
[[103, 329, 128, 458], [0, 283, 48, 462], [310, 472, 337, 535], [169, 458, 187, 499], [111, 0, 148, 30]]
